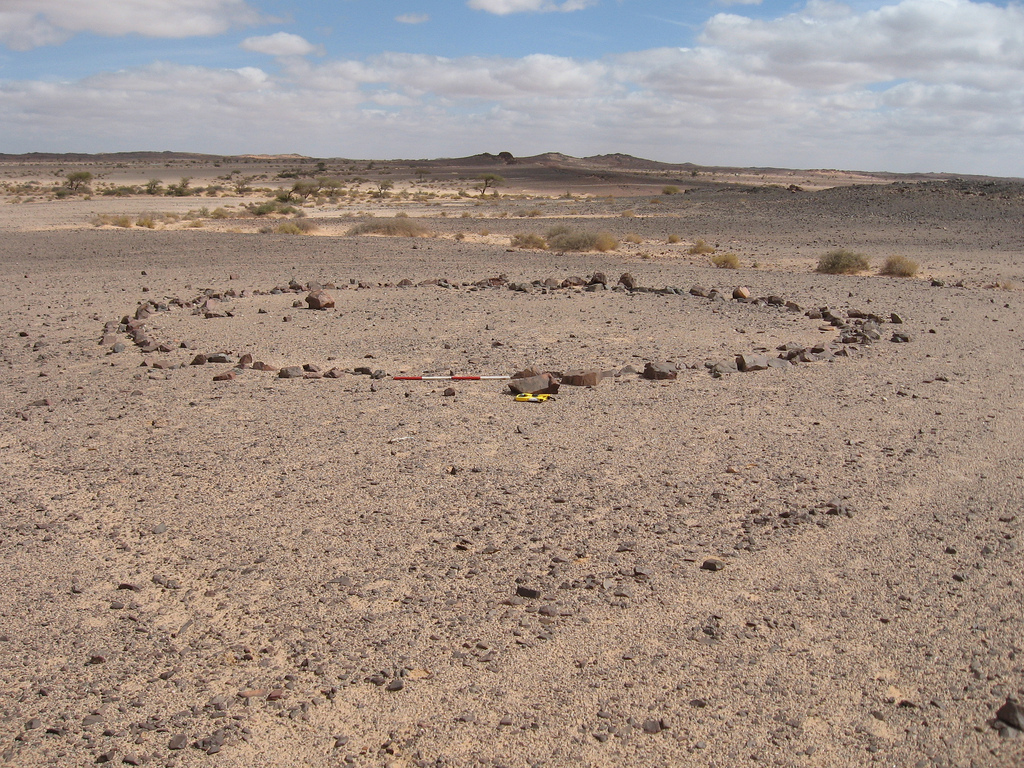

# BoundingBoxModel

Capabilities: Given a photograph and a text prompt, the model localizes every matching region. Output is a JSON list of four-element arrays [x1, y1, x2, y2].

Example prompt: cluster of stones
[[103, 272, 910, 384]]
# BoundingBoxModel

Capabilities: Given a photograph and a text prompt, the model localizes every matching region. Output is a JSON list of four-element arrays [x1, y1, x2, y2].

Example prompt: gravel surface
[[1, 159, 1023, 767]]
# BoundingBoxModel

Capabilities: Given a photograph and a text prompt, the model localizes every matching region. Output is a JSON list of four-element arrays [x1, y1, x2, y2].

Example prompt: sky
[[0, 0, 1022, 176]]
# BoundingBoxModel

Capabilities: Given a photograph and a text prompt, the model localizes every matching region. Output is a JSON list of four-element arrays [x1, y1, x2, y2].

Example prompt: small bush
[[210, 207, 231, 219], [545, 226, 618, 252], [711, 252, 740, 269], [275, 222, 303, 235], [515, 208, 543, 218], [247, 200, 298, 216], [880, 255, 919, 277], [347, 218, 429, 237], [136, 214, 156, 229], [511, 233, 547, 250], [662, 186, 680, 195], [620, 209, 636, 218], [667, 234, 681, 244], [109, 215, 132, 228], [687, 238, 715, 255], [817, 249, 870, 274], [623, 233, 643, 244]]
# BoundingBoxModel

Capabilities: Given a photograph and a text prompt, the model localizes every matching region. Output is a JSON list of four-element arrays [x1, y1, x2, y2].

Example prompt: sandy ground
[[1, 154, 1023, 768]]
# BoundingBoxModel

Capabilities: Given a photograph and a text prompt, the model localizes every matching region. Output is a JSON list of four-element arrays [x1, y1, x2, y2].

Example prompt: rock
[[618, 272, 637, 289], [508, 373, 559, 395], [642, 362, 677, 380], [711, 359, 738, 375], [442, 387, 456, 397], [689, 285, 708, 297], [324, 368, 345, 378], [168, 734, 187, 750], [736, 353, 770, 372], [385, 678, 404, 692], [560, 370, 602, 387], [642, 719, 663, 734], [733, 286, 751, 300], [279, 366, 304, 379], [996, 698, 1024, 730], [701, 558, 726, 571], [891, 332, 912, 343], [213, 371, 236, 381], [306, 290, 335, 310], [588, 272, 607, 286], [516, 586, 541, 599]]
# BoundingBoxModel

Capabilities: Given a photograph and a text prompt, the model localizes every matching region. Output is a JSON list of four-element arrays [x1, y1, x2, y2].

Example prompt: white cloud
[[1, 0, 1023, 175], [396, 13, 430, 24], [0, 0, 266, 50], [467, 0, 596, 15], [241, 32, 319, 57]]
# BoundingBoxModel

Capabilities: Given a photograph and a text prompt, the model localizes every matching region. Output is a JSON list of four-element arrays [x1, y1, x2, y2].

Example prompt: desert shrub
[[186, 219, 204, 228], [511, 233, 547, 250], [662, 185, 680, 195], [667, 234, 681, 244], [515, 208, 543, 218], [544, 226, 618, 252], [136, 214, 156, 229], [460, 211, 472, 218], [275, 222, 303, 235], [293, 219, 318, 233], [688, 238, 715, 255], [395, 211, 409, 218], [247, 200, 298, 216], [479, 228, 490, 236], [880, 255, 919, 277], [111, 215, 132, 228], [623, 233, 643, 244], [620, 209, 636, 218], [347, 218, 429, 237], [817, 249, 870, 274], [454, 232, 466, 241], [711, 252, 740, 269], [210, 207, 231, 219]]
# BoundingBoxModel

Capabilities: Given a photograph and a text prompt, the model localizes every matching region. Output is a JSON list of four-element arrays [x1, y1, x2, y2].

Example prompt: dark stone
[[701, 558, 726, 571], [561, 370, 602, 387], [168, 734, 187, 750], [516, 586, 541, 599], [588, 272, 607, 286], [996, 698, 1024, 730], [618, 273, 637, 289], [508, 374, 559, 395], [642, 362, 677, 380], [306, 290, 335, 310], [442, 387, 456, 397], [278, 366, 304, 379], [736, 353, 770, 372]]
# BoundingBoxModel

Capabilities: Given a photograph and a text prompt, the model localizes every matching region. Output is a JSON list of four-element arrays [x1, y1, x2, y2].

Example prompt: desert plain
[[0, 152, 1022, 768]]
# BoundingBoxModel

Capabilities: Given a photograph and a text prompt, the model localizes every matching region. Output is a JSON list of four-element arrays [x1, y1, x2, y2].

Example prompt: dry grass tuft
[[348, 218, 429, 237], [817, 249, 870, 274], [687, 238, 715, 255], [510, 233, 547, 250], [880, 255, 919, 277], [545, 226, 619, 252], [711, 252, 740, 269]]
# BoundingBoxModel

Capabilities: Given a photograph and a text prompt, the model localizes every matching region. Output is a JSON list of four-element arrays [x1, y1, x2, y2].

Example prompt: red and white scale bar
[[392, 375, 511, 381]]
